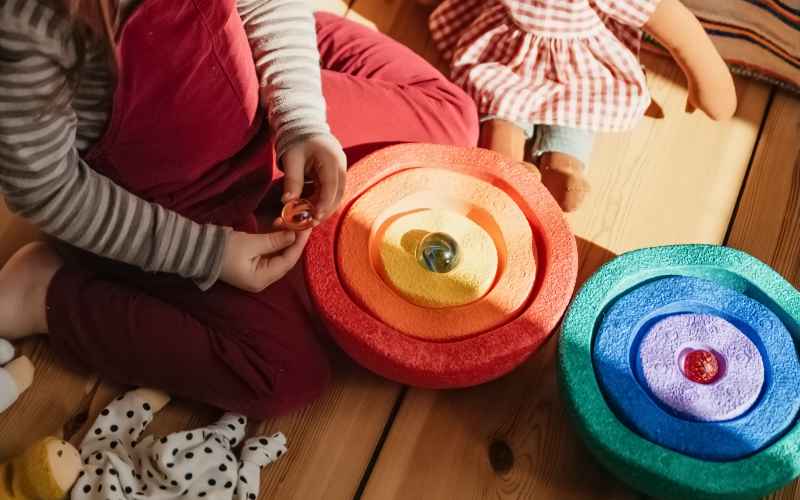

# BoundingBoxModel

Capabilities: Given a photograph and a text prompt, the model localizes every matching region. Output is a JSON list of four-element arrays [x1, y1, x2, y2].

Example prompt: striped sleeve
[[236, 0, 332, 157], [0, 0, 228, 290]]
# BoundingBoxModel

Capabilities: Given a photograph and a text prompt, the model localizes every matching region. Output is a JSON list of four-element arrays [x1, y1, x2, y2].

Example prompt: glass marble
[[682, 349, 720, 384], [415, 232, 461, 273], [282, 198, 314, 230]]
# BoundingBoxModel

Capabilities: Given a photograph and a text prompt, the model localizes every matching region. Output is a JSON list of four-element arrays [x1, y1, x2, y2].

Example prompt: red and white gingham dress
[[430, 0, 661, 132]]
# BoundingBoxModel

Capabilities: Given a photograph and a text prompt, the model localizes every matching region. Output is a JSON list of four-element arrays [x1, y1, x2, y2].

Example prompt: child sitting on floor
[[425, 0, 737, 211]]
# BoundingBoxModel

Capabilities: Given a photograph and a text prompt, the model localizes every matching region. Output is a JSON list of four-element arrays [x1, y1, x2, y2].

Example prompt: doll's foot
[[5, 356, 35, 393], [0, 242, 63, 339], [538, 152, 591, 212]]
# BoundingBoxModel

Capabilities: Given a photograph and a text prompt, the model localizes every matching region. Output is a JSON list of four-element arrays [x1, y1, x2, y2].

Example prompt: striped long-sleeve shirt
[[0, 0, 331, 289]]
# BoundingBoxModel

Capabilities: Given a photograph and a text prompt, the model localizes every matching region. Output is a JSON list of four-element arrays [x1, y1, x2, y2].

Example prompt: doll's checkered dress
[[430, 0, 659, 132]]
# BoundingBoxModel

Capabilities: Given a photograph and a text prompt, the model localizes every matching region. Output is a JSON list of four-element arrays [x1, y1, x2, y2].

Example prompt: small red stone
[[683, 349, 720, 384]]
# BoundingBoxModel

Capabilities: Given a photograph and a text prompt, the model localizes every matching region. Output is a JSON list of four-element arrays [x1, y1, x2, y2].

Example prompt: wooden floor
[[1, 1, 798, 499]]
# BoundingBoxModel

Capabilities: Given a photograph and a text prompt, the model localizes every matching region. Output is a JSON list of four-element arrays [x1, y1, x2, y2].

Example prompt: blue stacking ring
[[592, 275, 800, 461]]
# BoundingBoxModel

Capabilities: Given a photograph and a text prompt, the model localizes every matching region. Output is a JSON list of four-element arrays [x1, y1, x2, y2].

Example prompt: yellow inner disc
[[378, 209, 498, 308]]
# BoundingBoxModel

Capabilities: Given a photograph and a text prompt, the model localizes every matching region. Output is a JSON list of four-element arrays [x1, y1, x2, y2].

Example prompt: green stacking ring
[[558, 244, 800, 500]]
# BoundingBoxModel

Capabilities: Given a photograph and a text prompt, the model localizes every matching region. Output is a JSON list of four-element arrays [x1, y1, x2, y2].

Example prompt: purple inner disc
[[638, 313, 764, 422]]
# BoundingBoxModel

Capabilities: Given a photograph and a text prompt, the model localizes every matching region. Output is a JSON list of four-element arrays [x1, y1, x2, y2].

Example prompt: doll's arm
[[644, 0, 737, 120], [81, 388, 170, 457], [234, 432, 287, 500]]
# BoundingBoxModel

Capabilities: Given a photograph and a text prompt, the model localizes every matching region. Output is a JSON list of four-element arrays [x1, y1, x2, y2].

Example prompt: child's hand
[[281, 134, 347, 223], [220, 229, 311, 293]]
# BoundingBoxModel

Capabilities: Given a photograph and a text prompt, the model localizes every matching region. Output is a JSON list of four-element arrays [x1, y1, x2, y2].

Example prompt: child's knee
[[439, 82, 480, 147], [247, 341, 331, 419]]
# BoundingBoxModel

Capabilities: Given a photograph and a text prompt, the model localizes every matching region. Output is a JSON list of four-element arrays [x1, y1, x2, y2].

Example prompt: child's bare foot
[[0, 242, 63, 339], [538, 152, 591, 212]]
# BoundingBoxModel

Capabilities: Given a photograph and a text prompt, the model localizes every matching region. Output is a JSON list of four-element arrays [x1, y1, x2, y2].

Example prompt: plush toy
[[0, 339, 83, 500], [0, 339, 34, 414], [426, 0, 737, 212], [71, 388, 286, 499]]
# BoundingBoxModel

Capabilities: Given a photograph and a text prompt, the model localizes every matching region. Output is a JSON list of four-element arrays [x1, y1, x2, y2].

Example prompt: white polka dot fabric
[[72, 392, 286, 499]]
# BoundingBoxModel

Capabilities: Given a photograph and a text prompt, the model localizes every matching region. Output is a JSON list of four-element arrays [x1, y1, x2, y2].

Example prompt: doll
[[71, 388, 286, 499], [0, 339, 83, 500], [427, 0, 737, 211], [0, 339, 33, 414]]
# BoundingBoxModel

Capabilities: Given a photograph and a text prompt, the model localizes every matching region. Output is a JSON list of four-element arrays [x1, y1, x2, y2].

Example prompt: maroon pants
[[47, 14, 478, 419]]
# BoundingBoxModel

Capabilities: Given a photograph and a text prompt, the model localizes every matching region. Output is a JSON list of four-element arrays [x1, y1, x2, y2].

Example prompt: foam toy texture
[[559, 244, 800, 500], [305, 144, 578, 388]]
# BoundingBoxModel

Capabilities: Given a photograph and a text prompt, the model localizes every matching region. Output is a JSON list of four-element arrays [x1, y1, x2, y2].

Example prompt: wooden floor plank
[[355, 2, 773, 494], [726, 90, 800, 500]]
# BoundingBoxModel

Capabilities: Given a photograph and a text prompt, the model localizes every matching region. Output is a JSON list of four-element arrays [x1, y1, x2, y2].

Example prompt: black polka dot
[[199, 493, 207, 498], [186, 433, 193, 440], [249, 446, 257, 451], [125, 487, 132, 494], [143, 403, 151, 411], [208, 479, 216, 486], [83, 485, 91, 493], [101, 409, 110, 416], [185, 473, 193, 480], [224, 481, 232, 489], [129, 428, 135, 434], [110, 425, 118, 432], [204, 447, 213, 453], [143, 484, 148, 491], [78, 471, 85, 478], [97, 484, 103, 492], [249, 494, 256, 500], [186, 452, 194, 459], [95, 468, 103, 475], [227, 424, 235, 431], [142, 420, 149, 427], [277, 450, 283, 457], [167, 463, 175, 468], [171, 480, 178, 486], [147, 470, 153, 478], [240, 475, 247, 484], [173, 448, 179, 456], [259, 438, 268, 445], [238, 417, 245, 424], [127, 410, 135, 418], [160, 485, 167, 490], [98, 436, 107, 441], [57, 449, 63, 457], [231, 438, 237, 446], [110, 441, 118, 449], [226, 455, 233, 462], [116, 395, 124, 401], [219, 464, 227, 472], [161, 437, 168, 444], [110, 468, 117, 476], [182, 490, 188, 496], [95, 453, 102, 460], [110, 485, 117, 492], [94, 428, 102, 435]]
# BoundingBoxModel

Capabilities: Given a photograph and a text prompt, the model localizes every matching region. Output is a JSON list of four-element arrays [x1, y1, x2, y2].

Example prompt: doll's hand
[[281, 134, 347, 223], [220, 230, 311, 293]]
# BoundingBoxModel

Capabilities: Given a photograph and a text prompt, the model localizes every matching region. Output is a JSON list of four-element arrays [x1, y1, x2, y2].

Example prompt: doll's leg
[[530, 125, 593, 212], [478, 119, 529, 162], [39, 250, 330, 420]]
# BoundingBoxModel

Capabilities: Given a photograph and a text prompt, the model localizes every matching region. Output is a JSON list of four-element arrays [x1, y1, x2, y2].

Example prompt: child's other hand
[[281, 134, 347, 223], [220, 229, 311, 293]]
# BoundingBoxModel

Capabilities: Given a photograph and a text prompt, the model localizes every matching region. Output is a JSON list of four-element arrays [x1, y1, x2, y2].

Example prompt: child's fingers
[[281, 149, 306, 203]]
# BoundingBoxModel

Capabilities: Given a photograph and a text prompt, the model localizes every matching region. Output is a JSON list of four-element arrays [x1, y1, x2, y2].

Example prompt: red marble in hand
[[282, 198, 314, 231], [683, 349, 720, 384]]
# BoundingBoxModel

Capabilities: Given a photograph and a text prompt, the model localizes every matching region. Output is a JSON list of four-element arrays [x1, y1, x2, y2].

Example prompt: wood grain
[[353, 1, 774, 496], [727, 90, 800, 500]]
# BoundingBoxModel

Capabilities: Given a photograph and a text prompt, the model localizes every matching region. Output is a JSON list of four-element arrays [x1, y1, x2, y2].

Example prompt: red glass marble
[[281, 198, 315, 230], [683, 349, 720, 384]]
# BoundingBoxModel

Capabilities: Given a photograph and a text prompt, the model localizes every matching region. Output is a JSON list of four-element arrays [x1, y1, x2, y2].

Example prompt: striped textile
[[645, 0, 800, 93]]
